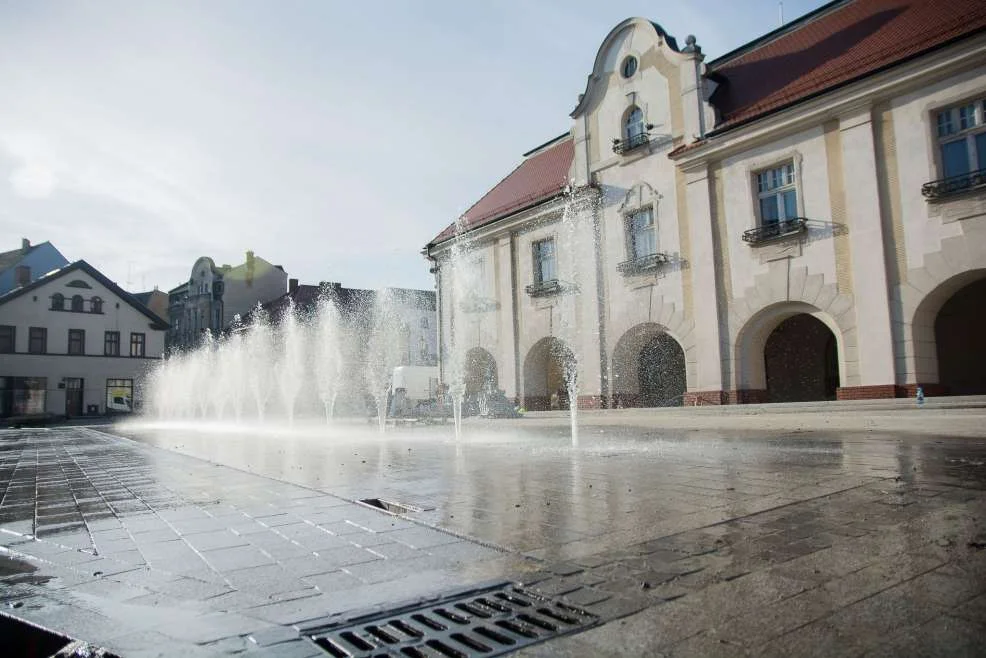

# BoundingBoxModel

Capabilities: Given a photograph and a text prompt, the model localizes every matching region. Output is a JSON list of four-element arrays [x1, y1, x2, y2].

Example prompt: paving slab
[[4, 419, 986, 656]]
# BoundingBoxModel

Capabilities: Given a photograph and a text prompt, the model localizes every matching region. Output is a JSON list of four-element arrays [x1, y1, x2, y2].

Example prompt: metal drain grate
[[307, 583, 598, 657]]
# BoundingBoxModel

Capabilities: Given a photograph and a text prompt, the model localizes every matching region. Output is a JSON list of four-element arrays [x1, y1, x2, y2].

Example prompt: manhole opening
[[360, 498, 421, 515], [307, 583, 598, 657]]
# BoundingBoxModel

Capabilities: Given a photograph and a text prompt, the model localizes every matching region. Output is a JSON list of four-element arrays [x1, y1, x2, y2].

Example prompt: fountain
[[143, 184, 598, 445], [145, 288, 410, 426]]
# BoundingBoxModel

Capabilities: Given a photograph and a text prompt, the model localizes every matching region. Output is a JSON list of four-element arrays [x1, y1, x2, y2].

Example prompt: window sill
[[525, 280, 561, 297], [617, 252, 670, 275], [742, 218, 807, 246], [50, 308, 105, 314]]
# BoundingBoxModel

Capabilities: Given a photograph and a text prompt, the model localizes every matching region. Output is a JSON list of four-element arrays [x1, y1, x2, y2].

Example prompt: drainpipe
[[426, 250, 443, 385]]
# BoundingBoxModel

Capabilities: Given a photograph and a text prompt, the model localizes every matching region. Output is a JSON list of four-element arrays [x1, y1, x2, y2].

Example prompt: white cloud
[[0, 0, 831, 292]]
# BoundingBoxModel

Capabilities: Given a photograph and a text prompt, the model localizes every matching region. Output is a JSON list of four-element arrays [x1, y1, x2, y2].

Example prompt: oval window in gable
[[621, 55, 638, 78]]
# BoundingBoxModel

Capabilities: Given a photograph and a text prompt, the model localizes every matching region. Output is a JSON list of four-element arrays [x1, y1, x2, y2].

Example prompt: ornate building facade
[[426, 0, 986, 409]]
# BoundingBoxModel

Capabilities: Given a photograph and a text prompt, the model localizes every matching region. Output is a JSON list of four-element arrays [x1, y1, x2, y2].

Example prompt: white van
[[107, 395, 132, 413], [390, 366, 439, 416]]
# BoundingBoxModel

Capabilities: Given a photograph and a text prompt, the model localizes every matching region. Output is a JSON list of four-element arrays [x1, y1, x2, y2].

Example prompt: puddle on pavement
[[0, 554, 52, 587]]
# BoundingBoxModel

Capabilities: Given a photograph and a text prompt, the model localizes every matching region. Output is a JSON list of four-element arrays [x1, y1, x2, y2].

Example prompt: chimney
[[245, 250, 255, 287], [21, 238, 30, 253], [14, 265, 30, 287], [289, 278, 299, 294]]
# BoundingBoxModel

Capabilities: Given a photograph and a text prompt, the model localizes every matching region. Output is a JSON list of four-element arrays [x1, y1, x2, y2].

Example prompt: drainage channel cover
[[306, 583, 599, 657]]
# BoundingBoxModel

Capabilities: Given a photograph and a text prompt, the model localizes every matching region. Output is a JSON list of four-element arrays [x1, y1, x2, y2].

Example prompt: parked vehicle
[[389, 366, 439, 417], [107, 395, 132, 413]]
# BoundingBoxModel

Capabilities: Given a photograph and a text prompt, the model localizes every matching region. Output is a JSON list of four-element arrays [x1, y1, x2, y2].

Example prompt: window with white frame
[[627, 207, 657, 259], [936, 98, 986, 178], [755, 162, 798, 225], [532, 238, 556, 284]]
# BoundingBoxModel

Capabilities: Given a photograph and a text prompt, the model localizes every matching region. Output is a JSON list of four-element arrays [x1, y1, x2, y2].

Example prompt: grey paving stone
[[304, 569, 368, 594], [378, 526, 463, 549], [185, 529, 249, 552], [202, 544, 275, 571], [224, 563, 313, 596]]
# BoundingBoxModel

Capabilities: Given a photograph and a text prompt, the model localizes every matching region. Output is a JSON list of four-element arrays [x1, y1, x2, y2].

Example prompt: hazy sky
[[0, 0, 828, 293]]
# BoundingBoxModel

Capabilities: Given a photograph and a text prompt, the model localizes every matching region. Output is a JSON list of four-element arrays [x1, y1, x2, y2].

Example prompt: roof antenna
[[779, 1, 784, 27]]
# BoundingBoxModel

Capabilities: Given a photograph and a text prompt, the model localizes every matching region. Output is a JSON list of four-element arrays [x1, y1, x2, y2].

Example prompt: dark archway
[[935, 278, 986, 395], [464, 347, 497, 395], [523, 337, 576, 411], [638, 333, 686, 406], [611, 323, 687, 407], [764, 314, 839, 402]]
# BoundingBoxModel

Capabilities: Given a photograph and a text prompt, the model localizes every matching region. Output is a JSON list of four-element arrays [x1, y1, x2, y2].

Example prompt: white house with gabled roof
[[0, 260, 168, 420]]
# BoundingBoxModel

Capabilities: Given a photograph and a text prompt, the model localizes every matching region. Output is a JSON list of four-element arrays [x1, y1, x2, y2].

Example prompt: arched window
[[91, 296, 103, 313], [420, 317, 429, 329], [625, 107, 645, 141], [51, 293, 64, 310], [71, 295, 84, 312]]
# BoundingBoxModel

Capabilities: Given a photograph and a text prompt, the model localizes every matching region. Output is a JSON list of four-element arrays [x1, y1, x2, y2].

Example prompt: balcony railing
[[525, 279, 561, 297], [612, 132, 650, 155], [742, 217, 807, 246], [921, 168, 986, 200], [617, 252, 670, 275]]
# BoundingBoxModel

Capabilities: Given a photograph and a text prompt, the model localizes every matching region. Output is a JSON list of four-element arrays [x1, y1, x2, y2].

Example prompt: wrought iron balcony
[[525, 279, 561, 297], [612, 132, 650, 155], [742, 217, 807, 245], [921, 168, 986, 200], [617, 252, 670, 275]]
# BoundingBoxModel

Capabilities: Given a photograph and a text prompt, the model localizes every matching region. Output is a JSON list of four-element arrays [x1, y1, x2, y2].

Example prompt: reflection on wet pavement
[[2, 421, 985, 656]]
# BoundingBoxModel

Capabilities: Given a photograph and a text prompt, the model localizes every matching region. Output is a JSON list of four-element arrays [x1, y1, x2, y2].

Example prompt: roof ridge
[[708, 0, 850, 68], [0, 260, 169, 330], [522, 132, 571, 157]]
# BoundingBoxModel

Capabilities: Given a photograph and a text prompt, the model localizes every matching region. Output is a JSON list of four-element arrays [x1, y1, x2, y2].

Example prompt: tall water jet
[[245, 305, 275, 421], [364, 289, 404, 433], [442, 214, 489, 441], [554, 183, 601, 446], [312, 294, 344, 422], [276, 299, 305, 423]]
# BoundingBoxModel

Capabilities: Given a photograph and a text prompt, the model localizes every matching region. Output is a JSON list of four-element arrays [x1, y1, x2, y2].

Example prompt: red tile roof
[[707, 0, 986, 132], [429, 136, 573, 246]]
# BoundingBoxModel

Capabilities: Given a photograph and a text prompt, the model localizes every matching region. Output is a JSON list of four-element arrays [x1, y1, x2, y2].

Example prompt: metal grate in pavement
[[306, 583, 599, 657]]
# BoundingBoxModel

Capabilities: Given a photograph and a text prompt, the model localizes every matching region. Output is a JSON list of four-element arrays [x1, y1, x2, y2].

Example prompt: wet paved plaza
[[1, 420, 986, 656]]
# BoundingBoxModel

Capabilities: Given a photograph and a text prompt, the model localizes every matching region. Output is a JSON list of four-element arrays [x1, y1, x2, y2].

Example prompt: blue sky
[[0, 0, 829, 293]]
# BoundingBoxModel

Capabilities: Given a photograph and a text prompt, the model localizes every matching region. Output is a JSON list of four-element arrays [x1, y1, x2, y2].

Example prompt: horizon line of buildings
[[0, 239, 436, 420]]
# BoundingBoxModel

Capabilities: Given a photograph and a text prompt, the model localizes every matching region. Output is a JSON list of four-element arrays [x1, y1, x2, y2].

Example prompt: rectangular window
[[935, 98, 986, 179], [68, 329, 85, 355], [755, 162, 798, 225], [106, 378, 134, 413], [627, 208, 657, 259], [130, 332, 145, 357], [104, 331, 120, 356], [532, 238, 556, 284], [0, 376, 47, 417], [28, 327, 46, 354], [0, 325, 14, 353]]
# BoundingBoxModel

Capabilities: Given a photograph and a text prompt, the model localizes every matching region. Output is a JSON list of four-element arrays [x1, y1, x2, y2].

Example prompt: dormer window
[[51, 293, 64, 311], [614, 107, 649, 154], [71, 295, 84, 312]]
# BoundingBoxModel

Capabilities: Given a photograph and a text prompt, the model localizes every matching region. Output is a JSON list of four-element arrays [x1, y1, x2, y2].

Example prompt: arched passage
[[611, 323, 686, 407], [934, 277, 986, 395], [464, 347, 497, 395], [764, 314, 840, 402], [734, 302, 847, 401], [523, 337, 576, 411]]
